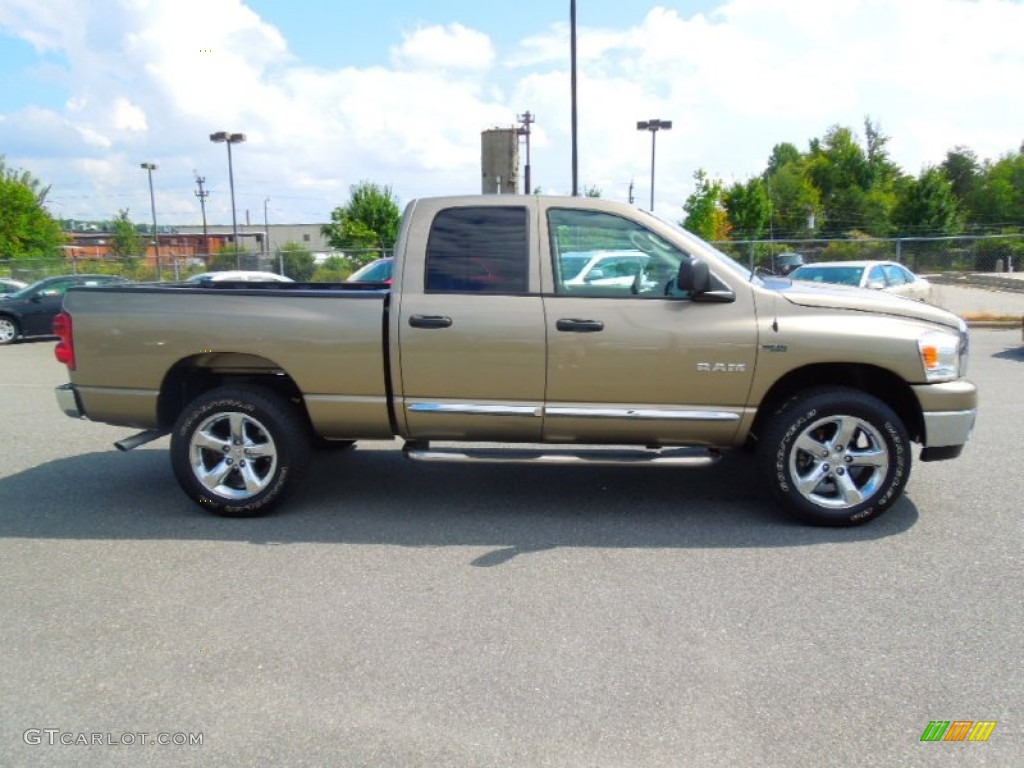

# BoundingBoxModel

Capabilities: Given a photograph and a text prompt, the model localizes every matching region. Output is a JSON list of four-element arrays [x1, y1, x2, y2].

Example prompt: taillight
[[53, 311, 75, 370]]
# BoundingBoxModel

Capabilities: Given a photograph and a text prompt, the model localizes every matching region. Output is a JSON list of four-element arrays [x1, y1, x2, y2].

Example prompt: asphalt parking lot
[[1, 331, 1021, 767]]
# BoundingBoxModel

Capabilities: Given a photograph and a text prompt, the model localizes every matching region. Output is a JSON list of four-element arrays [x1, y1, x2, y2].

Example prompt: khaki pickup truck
[[54, 195, 977, 526]]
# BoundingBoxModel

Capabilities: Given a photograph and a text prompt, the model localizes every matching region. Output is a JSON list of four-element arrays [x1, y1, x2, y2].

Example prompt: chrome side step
[[402, 442, 721, 468]]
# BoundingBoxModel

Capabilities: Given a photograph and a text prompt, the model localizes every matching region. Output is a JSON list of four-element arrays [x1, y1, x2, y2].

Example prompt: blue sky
[[1, 0, 1022, 226]]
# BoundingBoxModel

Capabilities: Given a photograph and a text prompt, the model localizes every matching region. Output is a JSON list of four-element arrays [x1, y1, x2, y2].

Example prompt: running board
[[403, 442, 721, 468]]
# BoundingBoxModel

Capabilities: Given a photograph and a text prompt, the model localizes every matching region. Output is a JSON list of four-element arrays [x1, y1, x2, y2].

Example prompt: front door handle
[[408, 315, 453, 329], [556, 318, 604, 333]]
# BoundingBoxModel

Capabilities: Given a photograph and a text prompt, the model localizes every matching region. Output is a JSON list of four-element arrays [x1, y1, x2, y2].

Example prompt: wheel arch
[[750, 363, 923, 444], [157, 352, 308, 431]]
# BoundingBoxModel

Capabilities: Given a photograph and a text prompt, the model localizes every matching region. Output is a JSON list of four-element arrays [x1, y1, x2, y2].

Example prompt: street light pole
[[209, 131, 246, 268], [636, 119, 672, 211], [570, 0, 579, 196], [140, 162, 162, 280]]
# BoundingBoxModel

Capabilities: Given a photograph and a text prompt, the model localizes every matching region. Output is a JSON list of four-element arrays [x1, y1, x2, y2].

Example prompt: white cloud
[[391, 23, 496, 72], [112, 98, 147, 132], [0, 0, 1022, 224]]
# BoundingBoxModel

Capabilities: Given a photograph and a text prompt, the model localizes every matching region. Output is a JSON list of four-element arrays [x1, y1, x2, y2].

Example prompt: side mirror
[[678, 258, 711, 293], [867, 279, 886, 290], [676, 259, 735, 303]]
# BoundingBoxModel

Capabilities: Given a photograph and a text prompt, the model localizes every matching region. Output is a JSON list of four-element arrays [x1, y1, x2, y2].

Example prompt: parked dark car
[[0, 274, 129, 345], [346, 257, 394, 284], [0, 278, 28, 296]]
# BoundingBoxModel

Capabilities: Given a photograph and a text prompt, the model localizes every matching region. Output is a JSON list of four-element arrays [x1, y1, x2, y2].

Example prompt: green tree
[[724, 177, 771, 240], [764, 142, 802, 178], [681, 169, 730, 241], [210, 244, 252, 270], [892, 167, 962, 235], [0, 178, 64, 259], [584, 185, 602, 198], [312, 255, 350, 282], [764, 160, 821, 238], [106, 209, 143, 259], [277, 240, 316, 281], [0, 155, 51, 205], [805, 122, 899, 236], [322, 181, 401, 262], [941, 147, 981, 206], [965, 150, 1024, 228]]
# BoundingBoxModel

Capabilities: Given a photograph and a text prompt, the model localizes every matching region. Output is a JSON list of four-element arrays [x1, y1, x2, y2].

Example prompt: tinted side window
[[548, 208, 689, 297], [425, 207, 529, 294]]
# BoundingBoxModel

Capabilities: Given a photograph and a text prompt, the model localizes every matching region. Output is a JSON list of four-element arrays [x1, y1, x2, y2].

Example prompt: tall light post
[[636, 119, 672, 211], [140, 162, 163, 280], [209, 131, 246, 267], [570, 0, 579, 196]]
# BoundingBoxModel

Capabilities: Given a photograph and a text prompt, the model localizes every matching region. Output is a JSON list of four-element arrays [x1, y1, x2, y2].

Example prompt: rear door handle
[[408, 315, 453, 329], [556, 318, 604, 333]]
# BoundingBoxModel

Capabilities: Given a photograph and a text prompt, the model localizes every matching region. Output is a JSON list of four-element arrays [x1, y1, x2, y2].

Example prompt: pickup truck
[[54, 195, 977, 526]]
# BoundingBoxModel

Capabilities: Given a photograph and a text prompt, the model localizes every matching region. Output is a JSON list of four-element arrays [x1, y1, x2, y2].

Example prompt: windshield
[[5, 279, 47, 300], [790, 265, 865, 287]]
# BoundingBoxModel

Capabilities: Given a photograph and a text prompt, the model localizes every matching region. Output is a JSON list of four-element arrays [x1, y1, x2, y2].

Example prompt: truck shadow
[[0, 445, 919, 565]]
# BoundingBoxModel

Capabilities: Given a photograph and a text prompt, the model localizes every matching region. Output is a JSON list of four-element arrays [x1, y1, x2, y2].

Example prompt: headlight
[[918, 330, 961, 382]]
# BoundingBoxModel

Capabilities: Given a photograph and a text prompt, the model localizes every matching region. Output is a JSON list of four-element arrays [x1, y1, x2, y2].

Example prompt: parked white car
[[186, 271, 293, 283], [789, 261, 932, 301], [562, 251, 649, 287]]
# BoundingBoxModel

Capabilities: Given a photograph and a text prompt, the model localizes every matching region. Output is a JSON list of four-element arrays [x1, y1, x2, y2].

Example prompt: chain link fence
[[4, 235, 1022, 286], [0, 248, 391, 284], [712, 234, 1024, 274]]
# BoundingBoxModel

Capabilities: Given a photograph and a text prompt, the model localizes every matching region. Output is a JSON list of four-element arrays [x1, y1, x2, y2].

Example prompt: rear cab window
[[425, 207, 529, 294]]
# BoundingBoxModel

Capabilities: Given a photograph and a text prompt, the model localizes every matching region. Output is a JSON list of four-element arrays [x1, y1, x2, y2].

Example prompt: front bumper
[[56, 383, 85, 419], [911, 379, 978, 462], [922, 408, 977, 448]]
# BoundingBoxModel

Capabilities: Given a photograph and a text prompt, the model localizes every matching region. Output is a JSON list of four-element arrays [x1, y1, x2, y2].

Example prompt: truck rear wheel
[[170, 386, 311, 517], [758, 388, 911, 526]]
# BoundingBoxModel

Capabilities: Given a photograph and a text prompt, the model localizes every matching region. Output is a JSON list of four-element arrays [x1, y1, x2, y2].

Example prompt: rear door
[[393, 199, 547, 441]]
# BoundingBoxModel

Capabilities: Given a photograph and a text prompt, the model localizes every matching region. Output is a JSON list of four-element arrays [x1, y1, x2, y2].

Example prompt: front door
[[542, 207, 758, 446]]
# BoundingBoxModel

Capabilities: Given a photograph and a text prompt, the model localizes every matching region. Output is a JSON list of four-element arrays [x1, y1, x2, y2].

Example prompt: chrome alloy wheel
[[189, 411, 278, 500], [788, 414, 890, 510]]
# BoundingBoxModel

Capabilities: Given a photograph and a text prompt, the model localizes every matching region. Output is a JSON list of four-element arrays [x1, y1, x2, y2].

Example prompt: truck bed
[[62, 282, 394, 437]]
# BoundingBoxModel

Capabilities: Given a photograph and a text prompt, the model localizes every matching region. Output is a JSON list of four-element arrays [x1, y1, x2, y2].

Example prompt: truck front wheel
[[170, 386, 311, 517], [758, 388, 911, 526]]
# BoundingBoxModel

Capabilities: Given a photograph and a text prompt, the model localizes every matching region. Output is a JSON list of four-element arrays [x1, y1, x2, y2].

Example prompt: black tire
[[757, 387, 911, 526], [0, 316, 19, 345], [170, 386, 311, 517]]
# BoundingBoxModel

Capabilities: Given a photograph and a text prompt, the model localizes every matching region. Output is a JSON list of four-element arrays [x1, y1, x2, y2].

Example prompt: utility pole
[[517, 111, 535, 194], [194, 173, 209, 261], [628, 179, 635, 205]]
